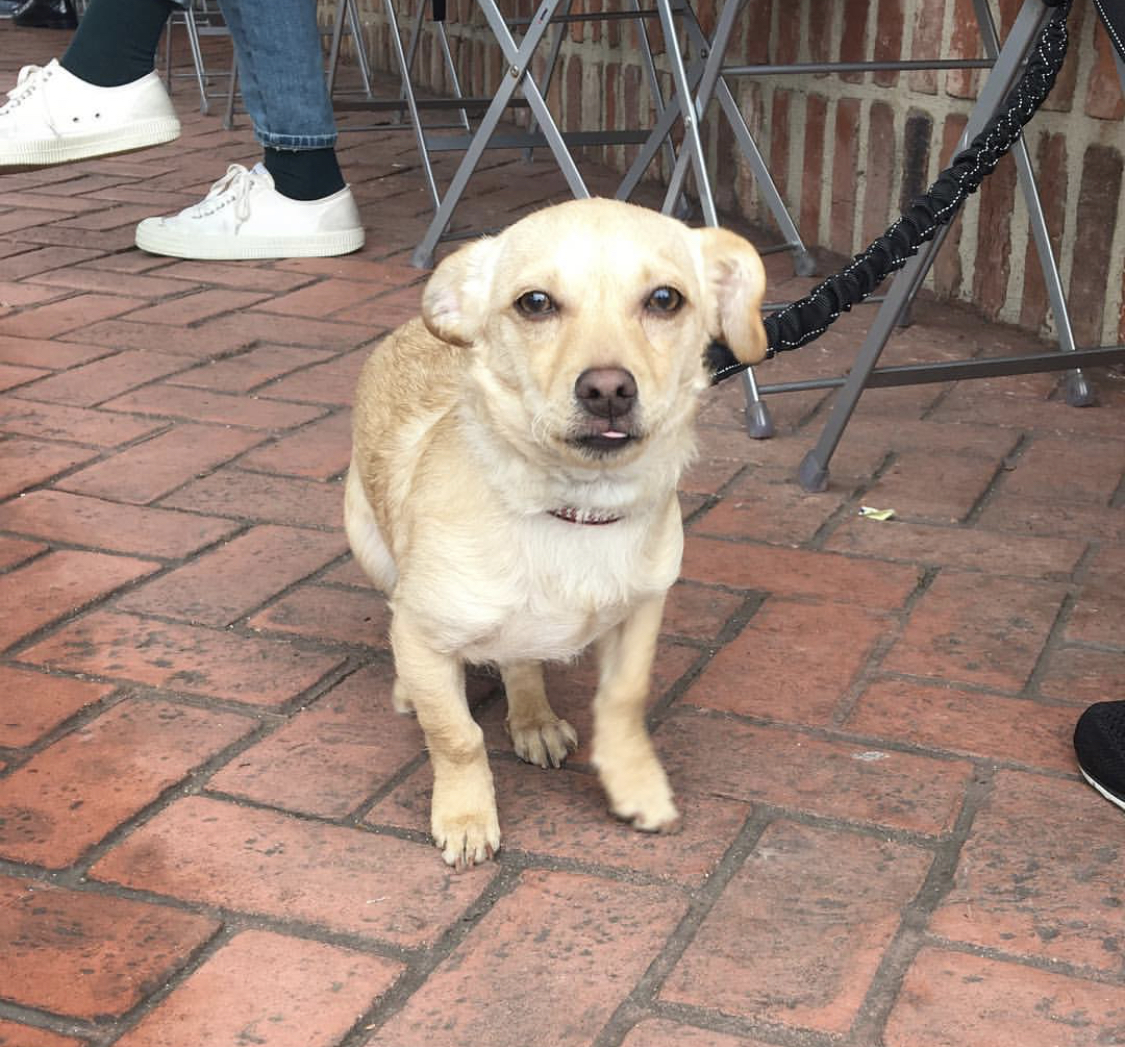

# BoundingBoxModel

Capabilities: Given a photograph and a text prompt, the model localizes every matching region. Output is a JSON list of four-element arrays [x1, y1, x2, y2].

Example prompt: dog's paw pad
[[509, 717, 578, 768], [433, 814, 501, 871]]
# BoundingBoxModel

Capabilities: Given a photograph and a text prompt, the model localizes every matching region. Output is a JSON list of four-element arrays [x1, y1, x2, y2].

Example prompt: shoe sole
[[0, 118, 181, 168], [1078, 765, 1125, 813], [134, 224, 366, 260]]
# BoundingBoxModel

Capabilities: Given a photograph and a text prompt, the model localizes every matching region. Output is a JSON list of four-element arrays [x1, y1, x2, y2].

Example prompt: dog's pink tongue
[[604, 431, 628, 439]]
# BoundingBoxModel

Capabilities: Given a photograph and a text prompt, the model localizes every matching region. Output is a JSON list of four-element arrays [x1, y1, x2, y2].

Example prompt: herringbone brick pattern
[[3, 19, 1125, 1047]]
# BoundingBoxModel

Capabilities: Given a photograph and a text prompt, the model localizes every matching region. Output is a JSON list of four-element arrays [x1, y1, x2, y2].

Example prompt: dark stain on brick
[[899, 110, 933, 211], [1069, 143, 1123, 345]]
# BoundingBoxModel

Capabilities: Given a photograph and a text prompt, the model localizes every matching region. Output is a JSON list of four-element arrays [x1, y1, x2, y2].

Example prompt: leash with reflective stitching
[[707, 0, 1075, 384]]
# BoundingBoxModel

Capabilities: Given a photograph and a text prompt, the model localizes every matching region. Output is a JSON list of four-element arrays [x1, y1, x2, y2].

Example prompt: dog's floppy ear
[[695, 226, 768, 365], [421, 236, 501, 347]]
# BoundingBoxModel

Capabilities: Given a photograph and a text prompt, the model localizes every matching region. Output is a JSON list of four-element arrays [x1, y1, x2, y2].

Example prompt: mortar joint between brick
[[921, 932, 1125, 989], [0, 554, 168, 660], [0, 538, 51, 578], [63, 729, 277, 879], [334, 863, 523, 1047], [590, 807, 777, 1047], [1022, 589, 1080, 699], [755, 798, 953, 851], [828, 615, 914, 728], [646, 639, 735, 726], [0, 683, 134, 775], [917, 370, 960, 420], [110, 681, 297, 725], [225, 564, 370, 637], [679, 492, 719, 528], [847, 919, 932, 1045], [647, 997, 841, 1047], [912, 765, 995, 913], [346, 750, 433, 826], [805, 451, 897, 550], [1068, 540, 1105, 587], [86, 921, 235, 1047], [61, 873, 431, 964], [1108, 463, 1125, 508], [0, 1000, 107, 1046], [961, 430, 1032, 524], [493, 844, 695, 890], [825, 774, 996, 1047], [832, 706, 1092, 783], [1062, 636, 1125, 656]]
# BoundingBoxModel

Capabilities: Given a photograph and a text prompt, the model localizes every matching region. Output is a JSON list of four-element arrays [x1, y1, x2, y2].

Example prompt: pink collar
[[548, 507, 624, 525]]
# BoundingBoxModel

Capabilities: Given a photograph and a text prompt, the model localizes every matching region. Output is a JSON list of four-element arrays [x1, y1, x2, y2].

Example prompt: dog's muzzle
[[572, 367, 639, 453]]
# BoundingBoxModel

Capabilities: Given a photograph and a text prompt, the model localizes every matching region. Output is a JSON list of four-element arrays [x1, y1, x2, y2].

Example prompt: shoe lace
[[196, 163, 265, 226], [1, 65, 46, 114]]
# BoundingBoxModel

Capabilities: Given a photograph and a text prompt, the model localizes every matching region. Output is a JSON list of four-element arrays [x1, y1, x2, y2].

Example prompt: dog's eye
[[515, 290, 556, 317], [646, 286, 684, 314]]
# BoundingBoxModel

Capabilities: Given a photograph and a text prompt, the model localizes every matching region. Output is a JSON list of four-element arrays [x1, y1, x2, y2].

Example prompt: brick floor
[[2, 20, 1124, 1047]]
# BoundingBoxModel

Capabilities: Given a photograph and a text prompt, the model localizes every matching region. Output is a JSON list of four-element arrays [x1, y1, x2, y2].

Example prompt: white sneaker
[[0, 60, 180, 168], [134, 163, 366, 260]]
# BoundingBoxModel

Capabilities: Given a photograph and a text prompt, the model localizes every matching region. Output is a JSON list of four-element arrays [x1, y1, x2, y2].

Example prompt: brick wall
[[341, 0, 1125, 348]]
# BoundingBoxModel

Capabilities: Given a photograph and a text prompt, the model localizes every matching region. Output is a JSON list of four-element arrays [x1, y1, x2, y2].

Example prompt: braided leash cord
[[708, 0, 1074, 385]]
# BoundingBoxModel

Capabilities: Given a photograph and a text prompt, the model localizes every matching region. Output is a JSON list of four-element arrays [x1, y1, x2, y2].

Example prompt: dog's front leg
[[501, 661, 578, 769], [391, 610, 500, 868], [591, 595, 680, 833]]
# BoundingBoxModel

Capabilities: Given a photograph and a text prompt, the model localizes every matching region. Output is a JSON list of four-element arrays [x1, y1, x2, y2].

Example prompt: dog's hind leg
[[501, 661, 578, 769], [344, 460, 398, 594], [591, 595, 680, 833], [346, 462, 413, 713], [392, 608, 500, 868]]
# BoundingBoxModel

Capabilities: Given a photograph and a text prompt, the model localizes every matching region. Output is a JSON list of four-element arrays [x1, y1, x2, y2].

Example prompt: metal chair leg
[[384, 0, 441, 210], [411, 0, 579, 268], [223, 51, 238, 130], [346, 0, 375, 99], [795, 0, 1052, 491], [182, 5, 210, 115]]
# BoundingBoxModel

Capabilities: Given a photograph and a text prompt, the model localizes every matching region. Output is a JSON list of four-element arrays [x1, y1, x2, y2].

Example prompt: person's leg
[[263, 145, 345, 202], [62, 0, 177, 86], [219, 0, 345, 200], [133, 0, 364, 259], [0, 0, 182, 168]]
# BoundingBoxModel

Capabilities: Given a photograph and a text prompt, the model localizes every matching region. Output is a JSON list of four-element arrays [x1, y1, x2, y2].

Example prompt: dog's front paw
[[431, 771, 500, 870], [432, 808, 501, 870], [598, 761, 681, 834], [507, 716, 578, 769]]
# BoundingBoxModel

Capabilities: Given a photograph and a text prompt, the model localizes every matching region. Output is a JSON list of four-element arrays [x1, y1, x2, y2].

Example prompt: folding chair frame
[[782, 0, 1125, 492], [408, 0, 692, 267]]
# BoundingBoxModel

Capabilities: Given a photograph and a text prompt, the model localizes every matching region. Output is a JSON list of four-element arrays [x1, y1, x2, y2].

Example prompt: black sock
[[61, 0, 178, 88], [263, 147, 347, 201]]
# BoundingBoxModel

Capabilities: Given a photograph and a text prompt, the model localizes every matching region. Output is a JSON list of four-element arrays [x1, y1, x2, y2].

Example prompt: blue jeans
[[215, 0, 338, 150]]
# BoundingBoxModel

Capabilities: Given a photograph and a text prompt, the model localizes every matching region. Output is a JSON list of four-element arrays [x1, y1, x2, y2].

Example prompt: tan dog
[[345, 197, 766, 868]]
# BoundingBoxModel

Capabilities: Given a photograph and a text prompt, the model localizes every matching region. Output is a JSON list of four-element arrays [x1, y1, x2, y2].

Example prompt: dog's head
[[421, 198, 766, 469]]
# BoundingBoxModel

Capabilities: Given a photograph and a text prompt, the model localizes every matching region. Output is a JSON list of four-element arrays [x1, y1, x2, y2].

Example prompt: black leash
[[707, 0, 1075, 385]]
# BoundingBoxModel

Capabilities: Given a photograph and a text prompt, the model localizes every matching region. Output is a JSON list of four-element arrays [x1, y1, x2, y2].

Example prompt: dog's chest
[[427, 517, 677, 664], [459, 595, 620, 664]]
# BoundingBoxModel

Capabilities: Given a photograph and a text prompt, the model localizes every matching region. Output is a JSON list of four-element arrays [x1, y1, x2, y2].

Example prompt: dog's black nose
[[574, 367, 637, 419]]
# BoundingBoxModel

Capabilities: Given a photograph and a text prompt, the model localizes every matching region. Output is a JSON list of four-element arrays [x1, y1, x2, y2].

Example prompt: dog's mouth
[[569, 422, 641, 455]]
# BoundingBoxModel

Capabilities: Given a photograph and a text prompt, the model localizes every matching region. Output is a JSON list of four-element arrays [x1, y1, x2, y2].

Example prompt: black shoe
[[12, 0, 77, 27], [1074, 701, 1125, 812]]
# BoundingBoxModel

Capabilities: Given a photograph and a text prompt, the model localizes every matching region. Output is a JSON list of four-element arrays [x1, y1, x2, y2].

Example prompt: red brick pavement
[[3, 19, 1125, 1047]]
